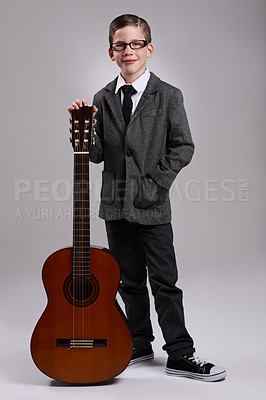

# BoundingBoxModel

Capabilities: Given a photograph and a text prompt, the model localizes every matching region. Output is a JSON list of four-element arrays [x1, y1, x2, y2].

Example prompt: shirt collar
[[115, 69, 150, 94]]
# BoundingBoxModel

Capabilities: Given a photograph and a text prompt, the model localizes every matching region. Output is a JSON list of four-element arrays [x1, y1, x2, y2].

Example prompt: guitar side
[[30, 247, 133, 384]]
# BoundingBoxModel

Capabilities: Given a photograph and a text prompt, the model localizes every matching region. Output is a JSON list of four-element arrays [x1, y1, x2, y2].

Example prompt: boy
[[68, 14, 226, 382]]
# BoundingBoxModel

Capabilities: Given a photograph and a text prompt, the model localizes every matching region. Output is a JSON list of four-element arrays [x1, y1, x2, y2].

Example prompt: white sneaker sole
[[166, 367, 227, 382], [128, 353, 154, 366]]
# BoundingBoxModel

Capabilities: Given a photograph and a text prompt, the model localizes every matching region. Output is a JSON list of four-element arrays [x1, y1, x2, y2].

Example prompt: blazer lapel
[[104, 79, 126, 133], [129, 72, 160, 126], [103, 72, 161, 131]]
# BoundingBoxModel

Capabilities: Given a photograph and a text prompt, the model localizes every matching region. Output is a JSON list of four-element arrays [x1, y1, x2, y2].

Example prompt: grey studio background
[[0, 0, 265, 399]]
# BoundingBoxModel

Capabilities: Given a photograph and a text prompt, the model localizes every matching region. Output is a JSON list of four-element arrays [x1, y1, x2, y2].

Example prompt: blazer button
[[126, 150, 131, 157]]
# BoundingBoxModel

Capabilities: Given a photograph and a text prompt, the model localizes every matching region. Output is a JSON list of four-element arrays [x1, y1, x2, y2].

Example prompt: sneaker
[[166, 352, 226, 382], [128, 345, 154, 366]]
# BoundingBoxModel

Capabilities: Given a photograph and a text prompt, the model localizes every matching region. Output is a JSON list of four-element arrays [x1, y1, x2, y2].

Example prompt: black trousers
[[105, 219, 195, 357]]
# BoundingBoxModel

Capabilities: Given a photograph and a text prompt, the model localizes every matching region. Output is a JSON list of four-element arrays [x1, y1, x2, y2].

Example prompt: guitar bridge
[[56, 338, 107, 349]]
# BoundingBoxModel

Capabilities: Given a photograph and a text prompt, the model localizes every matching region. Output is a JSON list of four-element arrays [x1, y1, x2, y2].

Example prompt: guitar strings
[[73, 151, 76, 344], [86, 117, 91, 343], [81, 145, 85, 341], [72, 111, 92, 346]]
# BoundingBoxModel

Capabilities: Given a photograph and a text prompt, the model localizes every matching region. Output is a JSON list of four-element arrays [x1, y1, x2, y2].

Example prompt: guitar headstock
[[69, 106, 94, 153]]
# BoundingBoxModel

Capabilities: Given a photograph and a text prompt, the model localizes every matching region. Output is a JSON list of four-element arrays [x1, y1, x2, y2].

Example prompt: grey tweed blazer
[[89, 72, 194, 225]]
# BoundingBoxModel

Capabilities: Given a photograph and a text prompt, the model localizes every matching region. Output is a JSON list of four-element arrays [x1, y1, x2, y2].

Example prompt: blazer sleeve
[[148, 88, 195, 190], [89, 94, 104, 164]]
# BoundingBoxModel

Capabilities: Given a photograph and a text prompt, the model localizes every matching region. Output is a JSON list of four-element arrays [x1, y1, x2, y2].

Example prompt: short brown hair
[[109, 14, 152, 46]]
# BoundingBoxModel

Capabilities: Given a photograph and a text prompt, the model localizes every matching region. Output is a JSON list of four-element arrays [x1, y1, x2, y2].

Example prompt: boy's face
[[109, 25, 154, 83]]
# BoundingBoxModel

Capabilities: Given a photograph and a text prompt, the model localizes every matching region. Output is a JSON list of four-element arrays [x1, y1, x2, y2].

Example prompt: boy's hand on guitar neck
[[67, 98, 98, 118], [68, 98, 155, 182]]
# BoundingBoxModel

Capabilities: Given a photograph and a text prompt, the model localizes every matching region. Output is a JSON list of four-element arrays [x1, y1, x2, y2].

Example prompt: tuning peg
[[69, 118, 72, 124], [69, 128, 72, 133], [69, 137, 72, 143], [93, 118, 97, 125]]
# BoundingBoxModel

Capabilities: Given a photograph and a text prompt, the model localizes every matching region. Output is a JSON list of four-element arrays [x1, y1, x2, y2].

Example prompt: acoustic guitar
[[31, 106, 133, 383]]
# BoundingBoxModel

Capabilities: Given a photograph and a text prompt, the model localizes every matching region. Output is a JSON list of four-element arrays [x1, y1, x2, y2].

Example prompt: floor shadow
[[50, 377, 119, 387]]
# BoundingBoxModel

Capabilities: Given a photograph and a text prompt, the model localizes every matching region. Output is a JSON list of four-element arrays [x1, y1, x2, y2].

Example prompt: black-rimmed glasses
[[110, 40, 150, 51]]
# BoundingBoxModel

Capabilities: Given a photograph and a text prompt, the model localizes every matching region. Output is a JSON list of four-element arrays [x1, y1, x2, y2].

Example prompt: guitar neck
[[73, 153, 90, 278]]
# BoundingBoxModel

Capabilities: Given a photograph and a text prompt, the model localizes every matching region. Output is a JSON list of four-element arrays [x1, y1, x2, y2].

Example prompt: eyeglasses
[[110, 40, 150, 51]]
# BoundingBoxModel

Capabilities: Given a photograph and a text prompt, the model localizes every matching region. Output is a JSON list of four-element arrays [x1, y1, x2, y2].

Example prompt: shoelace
[[186, 353, 207, 367]]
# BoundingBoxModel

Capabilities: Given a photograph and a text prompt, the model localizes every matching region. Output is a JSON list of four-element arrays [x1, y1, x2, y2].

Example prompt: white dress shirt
[[115, 69, 151, 116]]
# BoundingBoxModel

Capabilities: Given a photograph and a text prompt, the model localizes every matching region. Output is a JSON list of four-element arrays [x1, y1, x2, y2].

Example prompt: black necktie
[[121, 85, 136, 126]]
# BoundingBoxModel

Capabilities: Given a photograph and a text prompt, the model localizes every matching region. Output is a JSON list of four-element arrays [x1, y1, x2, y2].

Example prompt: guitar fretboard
[[73, 153, 90, 278]]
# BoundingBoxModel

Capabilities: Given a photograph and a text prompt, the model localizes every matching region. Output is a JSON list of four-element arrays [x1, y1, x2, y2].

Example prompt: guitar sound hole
[[71, 278, 93, 301], [64, 274, 99, 307]]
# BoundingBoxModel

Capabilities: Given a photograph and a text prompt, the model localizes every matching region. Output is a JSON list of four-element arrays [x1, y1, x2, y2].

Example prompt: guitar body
[[31, 246, 133, 384]]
